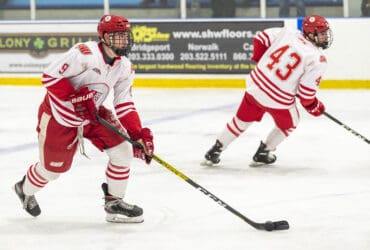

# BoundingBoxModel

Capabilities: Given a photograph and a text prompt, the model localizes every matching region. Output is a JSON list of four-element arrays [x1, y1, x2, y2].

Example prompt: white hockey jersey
[[42, 41, 136, 127], [246, 27, 328, 109]]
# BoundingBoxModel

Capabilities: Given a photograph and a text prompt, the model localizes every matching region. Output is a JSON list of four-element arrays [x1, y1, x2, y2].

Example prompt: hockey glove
[[70, 87, 97, 123], [131, 128, 154, 164], [303, 98, 325, 117]]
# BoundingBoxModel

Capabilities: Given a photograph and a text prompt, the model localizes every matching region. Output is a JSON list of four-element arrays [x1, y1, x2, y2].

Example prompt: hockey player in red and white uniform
[[203, 15, 332, 166], [14, 14, 154, 223]]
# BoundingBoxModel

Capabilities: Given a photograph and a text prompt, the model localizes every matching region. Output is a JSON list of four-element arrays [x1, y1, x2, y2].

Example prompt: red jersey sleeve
[[251, 37, 268, 63], [42, 74, 75, 101], [115, 102, 142, 139]]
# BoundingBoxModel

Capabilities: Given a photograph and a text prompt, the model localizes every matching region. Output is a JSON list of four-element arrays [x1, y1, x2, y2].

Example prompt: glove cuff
[[141, 128, 153, 140], [129, 127, 153, 141], [303, 98, 318, 110], [128, 130, 141, 141]]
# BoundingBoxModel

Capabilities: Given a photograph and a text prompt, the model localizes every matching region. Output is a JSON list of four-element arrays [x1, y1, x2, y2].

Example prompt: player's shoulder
[[117, 56, 134, 70], [259, 27, 283, 37], [73, 41, 98, 56], [109, 56, 134, 80]]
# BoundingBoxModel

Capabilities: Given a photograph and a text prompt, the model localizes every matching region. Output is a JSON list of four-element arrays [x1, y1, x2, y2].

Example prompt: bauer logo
[[131, 25, 171, 43], [0, 34, 98, 58], [50, 161, 64, 167]]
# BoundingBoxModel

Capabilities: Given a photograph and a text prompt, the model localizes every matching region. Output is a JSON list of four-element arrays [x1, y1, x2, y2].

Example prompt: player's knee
[[233, 116, 252, 131], [106, 141, 133, 166], [277, 125, 297, 137]]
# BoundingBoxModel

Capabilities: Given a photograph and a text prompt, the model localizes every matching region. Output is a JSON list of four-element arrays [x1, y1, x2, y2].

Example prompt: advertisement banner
[[0, 20, 283, 74]]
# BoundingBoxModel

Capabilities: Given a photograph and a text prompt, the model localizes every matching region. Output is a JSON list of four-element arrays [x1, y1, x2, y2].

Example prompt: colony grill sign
[[0, 34, 98, 57]]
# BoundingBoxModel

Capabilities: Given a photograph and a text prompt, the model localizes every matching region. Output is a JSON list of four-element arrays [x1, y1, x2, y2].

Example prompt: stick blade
[[269, 220, 290, 231]]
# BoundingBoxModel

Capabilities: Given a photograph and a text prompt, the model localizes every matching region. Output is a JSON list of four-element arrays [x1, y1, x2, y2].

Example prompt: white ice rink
[[0, 86, 369, 250]]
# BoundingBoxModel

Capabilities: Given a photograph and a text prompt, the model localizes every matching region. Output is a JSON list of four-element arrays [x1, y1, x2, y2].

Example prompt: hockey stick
[[323, 111, 369, 144], [96, 113, 289, 231]]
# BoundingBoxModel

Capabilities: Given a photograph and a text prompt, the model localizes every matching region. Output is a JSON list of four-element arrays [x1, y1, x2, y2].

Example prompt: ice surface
[[0, 86, 369, 250]]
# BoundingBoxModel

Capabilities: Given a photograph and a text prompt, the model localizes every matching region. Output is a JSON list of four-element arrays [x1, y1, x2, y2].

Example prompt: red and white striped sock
[[218, 116, 252, 149], [105, 161, 130, 198], [23, 163, 49, 196]]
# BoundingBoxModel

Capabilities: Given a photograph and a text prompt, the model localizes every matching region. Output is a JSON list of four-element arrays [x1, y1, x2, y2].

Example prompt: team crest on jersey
[[320, 55, 327, 62], [92, 67, 101, 75]]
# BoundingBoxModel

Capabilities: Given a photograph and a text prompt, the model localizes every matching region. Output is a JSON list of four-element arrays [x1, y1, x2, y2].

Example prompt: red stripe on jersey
[[115, 102, 137, 118], [257, 31, 271, 47], [298, 84, 316, 97], [298, 86, 317, 107], [115, 102, 134, 109], [256, 67, 294, 98], [77, 44, 92, 55], [48, 94, 78, 120], [251, 37, 268, 63], [251, 69, 294, 106], [42, 74, 75, 101], [298, 84, 317, 106], [42, 74, 56, 85], [115, 103, 142, 137], [48, 94, 83, 127]]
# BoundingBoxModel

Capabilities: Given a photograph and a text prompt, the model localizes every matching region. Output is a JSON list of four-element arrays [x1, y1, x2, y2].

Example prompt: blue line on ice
[[0, 103, 237, 154]]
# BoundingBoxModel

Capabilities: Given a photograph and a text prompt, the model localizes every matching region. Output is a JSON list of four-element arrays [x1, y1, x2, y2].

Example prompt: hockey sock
[[218, 116, 252, 149], [105, 161, 130, 198], [264, 127, 289, 151], [23, 163, 49, 196]]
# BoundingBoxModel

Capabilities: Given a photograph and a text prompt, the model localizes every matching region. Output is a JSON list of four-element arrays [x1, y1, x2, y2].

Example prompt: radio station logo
[[131, 25, 170, 43]]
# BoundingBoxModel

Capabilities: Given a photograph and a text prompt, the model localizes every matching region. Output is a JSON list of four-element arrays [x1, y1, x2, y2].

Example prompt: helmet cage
[[106, 31, 133, 56], [302, 15, 333, 49], [97, 14, 133, 56], [306, 28, 333, 50]]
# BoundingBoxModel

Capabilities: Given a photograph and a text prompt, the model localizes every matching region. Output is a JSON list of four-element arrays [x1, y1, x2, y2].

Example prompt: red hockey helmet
[[302, 15, 332, 49], [97, 14, 132, 56], [97, 14, 131, 39], [302, 15, 329, 34]]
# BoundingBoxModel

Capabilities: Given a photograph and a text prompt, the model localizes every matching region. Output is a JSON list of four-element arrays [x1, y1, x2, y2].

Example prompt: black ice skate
[[101, 183, 143, 223], [202, 139, 223, 166], [14, 176, 41, 217], [250, 141, 277, 167]]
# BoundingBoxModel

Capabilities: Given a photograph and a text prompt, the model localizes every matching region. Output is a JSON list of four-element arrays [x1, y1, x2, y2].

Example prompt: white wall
[[325, 18, 369, 80]]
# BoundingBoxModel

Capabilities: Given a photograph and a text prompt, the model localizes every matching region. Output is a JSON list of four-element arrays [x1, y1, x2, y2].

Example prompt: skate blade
[[249, 161, 274, 167], [200, 159, 219, 167], [105, 214, 144, 223]]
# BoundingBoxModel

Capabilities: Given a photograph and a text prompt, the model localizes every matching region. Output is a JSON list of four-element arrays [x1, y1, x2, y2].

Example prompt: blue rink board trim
[[3, 0, 343, 8], [0, 103, 237, 155]]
